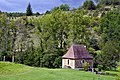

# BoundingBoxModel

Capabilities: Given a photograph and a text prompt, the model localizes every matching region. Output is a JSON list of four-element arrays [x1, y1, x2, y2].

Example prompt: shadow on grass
[[100, 72, 117, 76]]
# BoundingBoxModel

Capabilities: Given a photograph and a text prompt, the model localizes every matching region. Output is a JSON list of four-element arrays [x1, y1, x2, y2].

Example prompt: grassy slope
[[0, 62, 32, 75], [0, 62, 116, 80]]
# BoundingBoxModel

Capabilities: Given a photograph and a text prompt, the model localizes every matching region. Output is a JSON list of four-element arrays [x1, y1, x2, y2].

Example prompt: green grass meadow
[[0, 62, 117, 80]]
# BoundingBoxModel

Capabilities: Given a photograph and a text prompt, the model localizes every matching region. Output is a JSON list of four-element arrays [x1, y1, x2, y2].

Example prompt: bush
[[83, 62, 90, 71], [42, 53, 58, 68], [53, 56, 62, 68], [97, 65, 103, 71]]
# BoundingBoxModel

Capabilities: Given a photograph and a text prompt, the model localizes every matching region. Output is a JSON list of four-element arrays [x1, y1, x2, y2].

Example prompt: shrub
[[83, 62, 90, 71], [97, 65, 103, 71]]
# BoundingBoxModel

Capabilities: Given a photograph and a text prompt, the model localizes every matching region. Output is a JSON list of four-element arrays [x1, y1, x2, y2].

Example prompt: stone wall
[[75, 59, 93, 68]]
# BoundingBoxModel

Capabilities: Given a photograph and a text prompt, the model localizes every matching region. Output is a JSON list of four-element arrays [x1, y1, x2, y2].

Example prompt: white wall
[[62, 59, 75, 69]]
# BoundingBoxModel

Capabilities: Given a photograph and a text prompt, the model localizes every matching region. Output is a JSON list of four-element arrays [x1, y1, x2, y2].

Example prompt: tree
[[96, 41, 119, 70], [60, 4, 70, 11], [34, 9, 71, 68], [83, 0, 96, 10], [94, 0, 100, 3], [51, 6, 59, 12], [98, 10, 120, 69], [68, 10, 91, 45], [45, 10, 51, 14], [98, 0, 120, 5], [51, 4, 70, 12], [26, 3, 33, 16], [35, 12, 40, 16], [42, 53, 58, 68], [0, 14, 12, 61]]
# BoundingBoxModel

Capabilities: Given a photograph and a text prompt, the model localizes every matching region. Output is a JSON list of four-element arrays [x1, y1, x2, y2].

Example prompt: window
[[68, 60, 69, 65], [81, 59, 85, 64], [83, 60, 85, 63]]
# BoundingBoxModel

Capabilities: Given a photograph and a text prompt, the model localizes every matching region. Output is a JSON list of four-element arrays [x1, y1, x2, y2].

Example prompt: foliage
[[22, 48, 35, 66], [98, 10, 120, 70], [51, 4, 70, 12], [30, 9, 91, 68], [0, 13, 12, 61], [5, 12, 40, 17], [6, 12, 26, 17], [83, 62, 90, 71], [0, 3, 120, 70], [45, 10, 51, 14], [95, 0, 120, 5], [26, 3, 33, 16], [42, 53, 57, 68], [53, 56, 62, 68], [60, 4, 70, 11], [97, 64, 103, 71], [83, 0, 96, 10], [94, 0, 99, 3]]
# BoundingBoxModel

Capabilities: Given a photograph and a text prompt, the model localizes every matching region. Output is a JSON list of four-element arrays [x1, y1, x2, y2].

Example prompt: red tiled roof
[[62, 44, 93, 59]]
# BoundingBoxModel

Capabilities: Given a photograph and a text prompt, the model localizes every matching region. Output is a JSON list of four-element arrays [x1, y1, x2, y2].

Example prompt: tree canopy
[[83, 0, 96, 10], [96, 0, 120, 5], [0, 2, 120, 70], [97, 10, 120, 69], [60, 4, 70, 11], [51, 4, 70, 12], [26, 3, 33, 16]]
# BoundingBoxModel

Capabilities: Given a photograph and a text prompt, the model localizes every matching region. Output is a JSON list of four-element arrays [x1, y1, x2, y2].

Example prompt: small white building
[[62, 44, 93, 69]]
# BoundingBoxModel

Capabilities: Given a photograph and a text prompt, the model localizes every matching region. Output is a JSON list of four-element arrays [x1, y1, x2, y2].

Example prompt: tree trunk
[[60, 31, 63, 49], [3, 56, 5, 61], [12, 55, 15, 62]]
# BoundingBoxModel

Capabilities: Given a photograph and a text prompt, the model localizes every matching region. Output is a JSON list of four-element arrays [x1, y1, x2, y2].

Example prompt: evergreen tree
[[26, 3, 33, 16]]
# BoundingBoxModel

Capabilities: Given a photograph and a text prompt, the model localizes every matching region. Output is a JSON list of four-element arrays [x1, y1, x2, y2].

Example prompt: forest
[[0, 0, 120, 71]]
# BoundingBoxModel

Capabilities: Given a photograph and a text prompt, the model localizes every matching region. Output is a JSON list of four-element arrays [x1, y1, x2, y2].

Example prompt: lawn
[[0, 62, 116, 80]]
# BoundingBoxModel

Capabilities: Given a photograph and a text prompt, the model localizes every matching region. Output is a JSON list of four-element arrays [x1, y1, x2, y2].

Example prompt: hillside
[[0, 0, 120, 72], [0, 62, 32, 75], [0, 62, 116, 80]]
